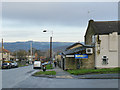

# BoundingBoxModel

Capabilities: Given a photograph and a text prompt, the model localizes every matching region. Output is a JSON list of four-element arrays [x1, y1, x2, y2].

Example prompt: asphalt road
[[2, 65, 119, 88]]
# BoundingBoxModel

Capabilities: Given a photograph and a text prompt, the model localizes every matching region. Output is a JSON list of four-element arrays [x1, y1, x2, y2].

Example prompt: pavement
[[32, 66, 73, 79], [32, 66, 120, 79], [2, 65, 119, 88]]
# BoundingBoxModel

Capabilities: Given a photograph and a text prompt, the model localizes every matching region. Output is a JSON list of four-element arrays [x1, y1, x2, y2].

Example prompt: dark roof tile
[[92, 21, 120, 34]]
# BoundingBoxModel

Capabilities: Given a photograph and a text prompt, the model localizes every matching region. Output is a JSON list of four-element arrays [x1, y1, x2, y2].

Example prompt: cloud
[[2, 2, 118, 27], [2, 2, 118, 42]]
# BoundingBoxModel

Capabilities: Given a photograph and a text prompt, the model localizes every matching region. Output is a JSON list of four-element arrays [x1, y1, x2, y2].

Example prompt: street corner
[[31, 74, 56, 78], [32, 73, 74, 79], [55, 75, 74, 79]]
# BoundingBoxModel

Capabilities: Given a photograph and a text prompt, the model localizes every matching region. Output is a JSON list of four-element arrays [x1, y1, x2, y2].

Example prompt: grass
[[34, 71, 56, 76], [67, 67, 120, 75], [46, 64, 54, 69], [18, 63, 28, 67]]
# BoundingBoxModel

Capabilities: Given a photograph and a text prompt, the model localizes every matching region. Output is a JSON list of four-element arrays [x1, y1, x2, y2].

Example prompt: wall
[[95, 33, 118, 68], [64, 50, 95, 70], [0, 53, 10, 61], [65, 57, 77, 70], [85, 26, 95, 45], [80, 51, 95, 69], [55, 55, 62, 68], [0, 53, 2, 60], [118, 35, 120, 67]]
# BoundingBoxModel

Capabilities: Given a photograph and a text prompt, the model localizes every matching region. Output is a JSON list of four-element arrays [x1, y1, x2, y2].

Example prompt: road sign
[[75, 54, 88, 59]]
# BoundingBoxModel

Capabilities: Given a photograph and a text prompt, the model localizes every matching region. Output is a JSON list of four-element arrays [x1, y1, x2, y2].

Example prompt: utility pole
[[30, 42, 33, 64], [1, 38, 4, 64], [50, 37, 52, 67], [43, 30, 53, 67], [15, 51, 17, 61]]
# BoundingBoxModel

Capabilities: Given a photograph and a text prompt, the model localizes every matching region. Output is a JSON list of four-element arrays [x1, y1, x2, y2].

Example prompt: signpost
[[75, 54, 88, 59]]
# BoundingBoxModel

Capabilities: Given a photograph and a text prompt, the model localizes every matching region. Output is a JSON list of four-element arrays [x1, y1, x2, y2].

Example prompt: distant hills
[[2, 41, 83, 52]]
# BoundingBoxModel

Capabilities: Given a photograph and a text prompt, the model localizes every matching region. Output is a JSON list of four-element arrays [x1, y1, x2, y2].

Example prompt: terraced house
[[85, 20, 120, 68]]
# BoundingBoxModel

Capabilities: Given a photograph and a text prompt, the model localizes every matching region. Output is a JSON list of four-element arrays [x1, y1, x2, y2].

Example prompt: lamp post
[[43, 30, 53, 67]]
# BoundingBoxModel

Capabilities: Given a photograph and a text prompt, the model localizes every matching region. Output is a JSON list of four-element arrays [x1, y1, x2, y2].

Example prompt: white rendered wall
[[118, 35, 120, 67], [95, 32, 118, 68]]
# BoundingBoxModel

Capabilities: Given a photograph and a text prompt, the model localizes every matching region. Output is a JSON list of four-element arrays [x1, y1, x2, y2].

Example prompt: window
[[92, 35, 95, 44], [102, 55, 108, 65]]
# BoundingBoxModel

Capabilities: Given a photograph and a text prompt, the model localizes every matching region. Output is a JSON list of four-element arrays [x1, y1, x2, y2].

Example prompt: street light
[[43, 30, 53, 67]]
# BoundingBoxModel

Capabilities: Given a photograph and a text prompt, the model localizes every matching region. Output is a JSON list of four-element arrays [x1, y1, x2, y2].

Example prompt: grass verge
[[33, 71, 56, 76], [18, 63, 28, 67], [46, 64, 54, 69], [67, 67, 120, 75]]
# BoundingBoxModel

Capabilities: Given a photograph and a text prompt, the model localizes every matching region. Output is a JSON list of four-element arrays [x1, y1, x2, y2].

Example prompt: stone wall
[[85, 25, 95, 45], [65, 57, 77, 70], [80, 51, 95, 69], [64, 51, 95, 70]]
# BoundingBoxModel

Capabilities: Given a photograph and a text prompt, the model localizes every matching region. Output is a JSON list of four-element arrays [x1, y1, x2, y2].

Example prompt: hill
[[2, 41, 76, 52]]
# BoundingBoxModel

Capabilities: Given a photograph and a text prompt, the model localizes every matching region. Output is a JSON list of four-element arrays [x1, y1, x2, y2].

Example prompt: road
[[2, 65, 118, 88]]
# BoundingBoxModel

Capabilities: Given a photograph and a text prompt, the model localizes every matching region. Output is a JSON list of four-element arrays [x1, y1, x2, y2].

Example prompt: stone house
[[61, 43, 94, 70], [85, 20, 120, 68]]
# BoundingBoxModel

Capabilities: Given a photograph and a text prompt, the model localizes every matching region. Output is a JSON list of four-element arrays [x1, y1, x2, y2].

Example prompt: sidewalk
[[53, 66, 73, 79], [73, 73, 120, 79], [54, 67, 120, 79], [32, 66, 120, 79]]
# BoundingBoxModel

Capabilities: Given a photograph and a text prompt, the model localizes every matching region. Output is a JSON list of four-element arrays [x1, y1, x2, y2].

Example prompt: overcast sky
[[2, 2, 118, 42]]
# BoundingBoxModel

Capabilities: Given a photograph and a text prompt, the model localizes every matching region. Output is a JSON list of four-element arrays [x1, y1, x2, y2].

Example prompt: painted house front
[[0, 48, 10, 61], [85, 20, 120, 68]]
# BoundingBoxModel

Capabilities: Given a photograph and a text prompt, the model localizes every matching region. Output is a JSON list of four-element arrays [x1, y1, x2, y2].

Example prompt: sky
[[1, 2, 118, 42]]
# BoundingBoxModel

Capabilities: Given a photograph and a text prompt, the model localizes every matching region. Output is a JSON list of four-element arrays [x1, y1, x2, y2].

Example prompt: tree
[[13, 50, 27, 61]]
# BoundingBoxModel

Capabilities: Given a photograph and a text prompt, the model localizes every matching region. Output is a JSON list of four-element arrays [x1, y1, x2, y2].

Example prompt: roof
[[63, 45, 94, 55], [65, 43, 84, 50], [0, 48, 10, 53], [85, 20, 120, 36]]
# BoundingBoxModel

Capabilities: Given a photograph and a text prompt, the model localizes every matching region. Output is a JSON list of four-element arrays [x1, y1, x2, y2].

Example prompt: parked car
[[11, 61, 18, 68], [33, 61, 41, 69], [2, 63, 11, 69]]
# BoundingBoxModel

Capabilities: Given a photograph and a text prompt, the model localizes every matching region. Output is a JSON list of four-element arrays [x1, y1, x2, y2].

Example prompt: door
[[62, 58, 65, 70]]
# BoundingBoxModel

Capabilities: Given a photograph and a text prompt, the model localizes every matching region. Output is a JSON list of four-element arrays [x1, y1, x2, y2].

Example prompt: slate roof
[[65, 43, 84, 50], [87, 20, 120, 35], [63, 45, 94, 55]]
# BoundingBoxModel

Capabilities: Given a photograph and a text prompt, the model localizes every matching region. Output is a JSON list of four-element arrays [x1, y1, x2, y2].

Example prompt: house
[[0, 47, 10, 61], [60, 43, 94, 70], [0, 47, 10, 66], [85, 20, 120, 68]]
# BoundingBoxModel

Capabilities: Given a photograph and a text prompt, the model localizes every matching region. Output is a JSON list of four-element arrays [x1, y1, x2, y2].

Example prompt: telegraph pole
[[30, 42, 33, 64], [2, 38, 3, 63], [50, 37, 52, 67]]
